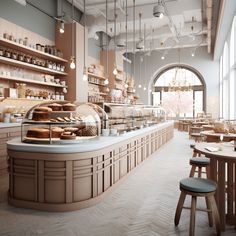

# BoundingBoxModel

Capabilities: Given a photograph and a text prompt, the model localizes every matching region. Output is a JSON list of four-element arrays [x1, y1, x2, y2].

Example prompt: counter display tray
[[23, 135, 98, 144]]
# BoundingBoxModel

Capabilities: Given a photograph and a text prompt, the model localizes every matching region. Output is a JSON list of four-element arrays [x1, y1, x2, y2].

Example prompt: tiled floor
[[0, 130, 235, 236]]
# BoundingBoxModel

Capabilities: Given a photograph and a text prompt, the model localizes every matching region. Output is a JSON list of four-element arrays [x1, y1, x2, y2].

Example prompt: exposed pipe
[[206, 0, 213, 53]]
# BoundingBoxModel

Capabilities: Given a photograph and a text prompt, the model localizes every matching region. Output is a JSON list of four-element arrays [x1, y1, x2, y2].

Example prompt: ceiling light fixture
[[104, 0, 109, 85], [136, 12, 144, 50], [112, 0, 118, 76], [161, 55, 165, 60], [82, 0, 88, 81], [153, 0, 165, 19], [69, 0, 76, 70], [59, 20, 65, 33]]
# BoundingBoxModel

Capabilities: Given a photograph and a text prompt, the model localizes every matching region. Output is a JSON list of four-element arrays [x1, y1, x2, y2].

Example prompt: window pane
[[152, 92, 161, 106], [194, 91, 203, 116], [162, 91, 193, 118]]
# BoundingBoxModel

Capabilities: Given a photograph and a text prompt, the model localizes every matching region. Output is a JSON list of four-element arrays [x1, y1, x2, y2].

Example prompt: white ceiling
[[69, 0, 219, 53]]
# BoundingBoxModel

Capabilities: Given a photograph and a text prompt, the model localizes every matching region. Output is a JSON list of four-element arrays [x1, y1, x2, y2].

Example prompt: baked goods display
[[51, 127, 64, 138], [60, 132, 76, 140], [47, 103, 62, 111], [32, 107, 52, 121], [62, 103, 76, 111], [27, 128, 50, 139], [23, 101, 100, 144]]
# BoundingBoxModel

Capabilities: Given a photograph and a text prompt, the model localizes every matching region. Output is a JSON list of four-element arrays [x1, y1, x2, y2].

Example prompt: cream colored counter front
[[7, 122, 174, 211]]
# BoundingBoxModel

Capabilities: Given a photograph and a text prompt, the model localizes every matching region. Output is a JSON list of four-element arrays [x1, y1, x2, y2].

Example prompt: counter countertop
[[0, 123, 21, 128], [7, 121, 173, 154]]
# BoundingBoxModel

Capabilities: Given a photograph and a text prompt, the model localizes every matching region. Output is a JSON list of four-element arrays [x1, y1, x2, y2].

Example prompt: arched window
[[152, 65, 205, 118], [222, 42, 229, 119]]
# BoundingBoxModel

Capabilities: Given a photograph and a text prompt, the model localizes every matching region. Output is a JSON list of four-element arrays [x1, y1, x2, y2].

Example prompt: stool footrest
[[183, 206, 211, 213]]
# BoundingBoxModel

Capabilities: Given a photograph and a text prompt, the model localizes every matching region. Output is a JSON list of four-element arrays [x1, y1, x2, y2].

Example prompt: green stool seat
[[180, 177, 217, 193], [190, 157, 210, 166]]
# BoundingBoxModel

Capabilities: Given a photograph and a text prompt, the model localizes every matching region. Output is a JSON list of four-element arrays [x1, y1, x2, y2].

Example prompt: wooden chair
[[174, 178, 221, 236], [189, 157, 210, 178]]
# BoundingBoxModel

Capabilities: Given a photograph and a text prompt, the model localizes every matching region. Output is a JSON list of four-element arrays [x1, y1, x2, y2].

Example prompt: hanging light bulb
[[143, 87, 147, 91], [125, 83, 128, 88], [82, 67, 88, 81], [113, 67, 118, 75], [70, 56, 76, 69], [59, 21, 65, 33], [104, 78, 109, 85], [133, 88, 136, 93], [138, 84, 142, 88], [161, 55, 165, 60], [149, 89, 152, 92]]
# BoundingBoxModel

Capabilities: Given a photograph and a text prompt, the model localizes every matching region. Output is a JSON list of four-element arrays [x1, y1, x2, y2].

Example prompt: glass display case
[[21, 101, 107, 144], [99, 103, 166, 134]]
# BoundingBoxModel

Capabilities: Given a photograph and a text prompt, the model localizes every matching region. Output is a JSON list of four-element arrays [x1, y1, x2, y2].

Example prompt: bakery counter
[[7, 121, 174, 212], [0, 123, 21, 128]]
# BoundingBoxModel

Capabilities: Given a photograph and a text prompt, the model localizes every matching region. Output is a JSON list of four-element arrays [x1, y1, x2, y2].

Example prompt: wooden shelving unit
[[0, 37, 68, 63], [87, 72, 106, 80], [88, 81, 106, 87], [0, 56, 67, 76], [0, 74, 67, 88]]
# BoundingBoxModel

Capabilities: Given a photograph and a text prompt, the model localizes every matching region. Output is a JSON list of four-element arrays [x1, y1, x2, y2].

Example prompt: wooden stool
[[190, 133, 203, 142], [190, 144, 201, 157], [189, 157, 210, 178], [174, 178, 221, 236]]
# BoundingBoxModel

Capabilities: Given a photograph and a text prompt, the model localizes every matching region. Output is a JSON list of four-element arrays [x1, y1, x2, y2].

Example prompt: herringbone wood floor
[[0, 131, 235, 236]]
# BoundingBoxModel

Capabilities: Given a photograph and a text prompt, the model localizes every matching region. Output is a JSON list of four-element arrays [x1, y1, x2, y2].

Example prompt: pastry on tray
[[60, 131, 76, 140], [52, 127, 64, 138], [27, 128, 50, 139], [62, 103, 76, 111], [64, 117, 71, 122], [47, 103, 62, 111], [64, 127, 78, 133], [32, 107, 52, 121], [57, 117, 65, 122]]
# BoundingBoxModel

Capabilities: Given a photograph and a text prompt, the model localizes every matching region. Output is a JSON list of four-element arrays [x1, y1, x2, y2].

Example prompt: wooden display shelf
[[0, 74, 67, 88], [88, 81, 107, 87], [88, 91, 108, 96], [0, 37, 68, 63], [0, 56, 67, 76], [3, 97, 62, 102], [115, 76, 123, 81], [87, 72, 106, 80]]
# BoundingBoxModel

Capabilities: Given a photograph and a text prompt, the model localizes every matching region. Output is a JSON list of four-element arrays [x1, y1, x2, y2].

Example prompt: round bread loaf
[[52, 127, 64, 138], [48, 103, 62, 111], [27, 128, 50, 139], [60, 132, 76, 140], [62, 103, 76, 111], [64, 127, 78, 133]]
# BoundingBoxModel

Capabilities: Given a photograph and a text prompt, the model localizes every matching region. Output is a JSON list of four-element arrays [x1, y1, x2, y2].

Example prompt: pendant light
[[130, 0, 136, 90], [70, 0, 75, 69], [82, 0, 88, 81], [104, 0, 109, 85], [143, 23, 147, 91], [136, 12, 143, 50], [112, 0, 118, 76], [125, 0, 128, 89], [59, 20, 65, 33]]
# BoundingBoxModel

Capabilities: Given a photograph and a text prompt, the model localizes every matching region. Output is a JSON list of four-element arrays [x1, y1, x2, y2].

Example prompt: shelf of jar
[[0, 74, 68, 88], [88, 91, 108, 96], [0, 56, 68, 76], [0, 37, 68, 63], [87, 72, 106, 80], [88, 81, 107, 87], [2, 97, 64, 102]]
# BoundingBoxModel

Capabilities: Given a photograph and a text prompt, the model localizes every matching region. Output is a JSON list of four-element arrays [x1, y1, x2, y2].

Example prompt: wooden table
[[201, 131, 236, 142], [202, 124, 214, 131], [194, 142, 236, 230]]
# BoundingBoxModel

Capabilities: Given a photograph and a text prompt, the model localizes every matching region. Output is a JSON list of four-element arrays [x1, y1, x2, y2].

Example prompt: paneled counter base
[[7, 122, 173, 211]]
